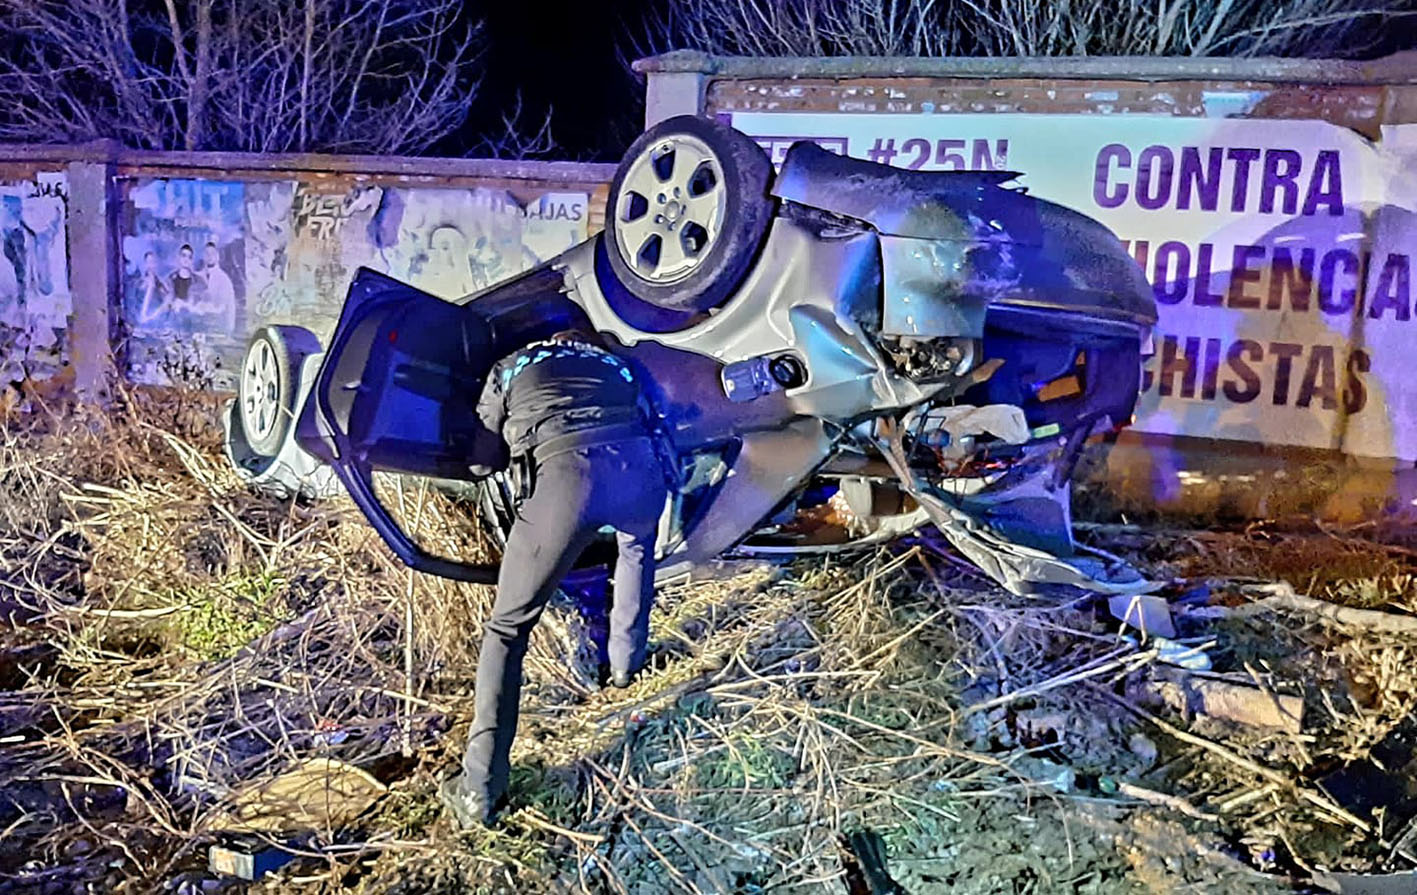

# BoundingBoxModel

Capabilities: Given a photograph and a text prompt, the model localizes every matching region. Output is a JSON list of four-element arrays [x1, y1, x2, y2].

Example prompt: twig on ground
[[1234, 582, 1417, 635], [1099, 687, 1374, 835], [1115, 781, 1219, 822], [513, 808, 605, 844]]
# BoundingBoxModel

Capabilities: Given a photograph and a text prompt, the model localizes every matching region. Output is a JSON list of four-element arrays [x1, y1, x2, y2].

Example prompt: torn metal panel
[[878, 234, 989, 337], [877, 428, 1156, 596], [775, 143, 1155, 333]]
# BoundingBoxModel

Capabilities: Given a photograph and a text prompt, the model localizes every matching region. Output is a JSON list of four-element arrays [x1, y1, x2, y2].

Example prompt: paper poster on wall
[[244, 181, 385, 327], [0, 174, 70, 384], [728, 111, 1410, 460], [374, 188, 535, 298], [121, 179, 246, 338], [244, 184, 592, 338], [122, 177, 590, 388], [120, 179, 248, 389], [520, 191, 592, 262]]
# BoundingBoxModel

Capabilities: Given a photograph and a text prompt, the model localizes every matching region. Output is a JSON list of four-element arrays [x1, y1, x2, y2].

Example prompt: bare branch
[[0, 0, 487, 155], [468, 95, 560, 161], [630, 0, 1417, 61]]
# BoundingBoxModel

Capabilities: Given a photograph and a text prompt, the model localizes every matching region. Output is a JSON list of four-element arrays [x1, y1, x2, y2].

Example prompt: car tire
[[237, 325, 317, 457], [605, 115, 773, 313]]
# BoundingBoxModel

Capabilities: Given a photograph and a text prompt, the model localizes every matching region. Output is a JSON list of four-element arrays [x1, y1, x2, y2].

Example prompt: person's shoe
[[439, 775, 495, 830], [597, 663, 636, 690]]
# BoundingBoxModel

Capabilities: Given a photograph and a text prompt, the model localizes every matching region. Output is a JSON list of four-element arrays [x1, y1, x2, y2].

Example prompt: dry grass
[[0, 388, 511, 889], [3, 392, 1417, 893], [1076, 521, 1417, 613]]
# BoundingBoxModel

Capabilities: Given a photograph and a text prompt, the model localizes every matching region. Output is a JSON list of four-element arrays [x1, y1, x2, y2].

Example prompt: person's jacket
[[475, 338, 652, 462]]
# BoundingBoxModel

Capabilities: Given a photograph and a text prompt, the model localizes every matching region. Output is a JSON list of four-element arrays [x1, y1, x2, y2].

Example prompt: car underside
[[223, 116, 1159, 599]]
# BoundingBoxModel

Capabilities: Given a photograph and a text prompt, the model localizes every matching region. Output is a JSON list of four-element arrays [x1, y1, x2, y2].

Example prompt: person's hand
[[468, 464, 494, 478]]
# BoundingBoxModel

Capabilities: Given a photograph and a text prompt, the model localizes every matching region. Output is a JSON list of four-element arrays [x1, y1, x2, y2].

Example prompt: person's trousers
[[461, 438, 667, 805]]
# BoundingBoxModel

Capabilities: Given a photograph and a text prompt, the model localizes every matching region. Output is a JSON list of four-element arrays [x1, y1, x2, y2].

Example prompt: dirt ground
[[3, 391, 1417, 894]]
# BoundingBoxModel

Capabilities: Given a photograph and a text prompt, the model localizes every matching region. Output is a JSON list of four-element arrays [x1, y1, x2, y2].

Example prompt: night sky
[[467, 0, 654, 161], [460, 2, 1417, 162]]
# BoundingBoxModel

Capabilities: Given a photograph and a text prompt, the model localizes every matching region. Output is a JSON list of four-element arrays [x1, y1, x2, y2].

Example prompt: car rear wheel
[[239, 325, 316, 456], [605, 115, 773, 313]]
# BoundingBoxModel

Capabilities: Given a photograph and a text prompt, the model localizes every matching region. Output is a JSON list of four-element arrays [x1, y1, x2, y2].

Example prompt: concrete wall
[[639, 51, 1417, 133], [0, 143, 615, 398], [637, 51, 1417, 521]]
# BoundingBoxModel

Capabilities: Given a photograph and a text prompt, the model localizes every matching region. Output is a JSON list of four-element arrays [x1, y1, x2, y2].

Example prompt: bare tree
[[627, 0, 962, 59], [634, 0, 1417, 60], [0, 0, 483, 155], [958, 0, 1417, 56], [467, 95, 560, 160]]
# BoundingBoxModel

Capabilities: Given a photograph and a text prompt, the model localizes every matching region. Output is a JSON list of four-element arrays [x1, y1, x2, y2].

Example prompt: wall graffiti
[[244, 183, 590, 335], [243, 181, 297, 321], [251, 181, 385, 326], [0, 173, 71, 386], [120, 176, 591, 388]]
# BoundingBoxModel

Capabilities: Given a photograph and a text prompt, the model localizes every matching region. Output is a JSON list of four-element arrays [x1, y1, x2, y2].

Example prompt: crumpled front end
[[773, 141, 1157, 341], [760, 141, 1159, 596]]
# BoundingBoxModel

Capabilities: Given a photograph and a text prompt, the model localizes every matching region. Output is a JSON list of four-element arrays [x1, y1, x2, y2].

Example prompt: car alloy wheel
[[241, 335, 282, 446], [234, 325, 318, 458], [614, 134, 727, 285], [603, 115, 773, 314]]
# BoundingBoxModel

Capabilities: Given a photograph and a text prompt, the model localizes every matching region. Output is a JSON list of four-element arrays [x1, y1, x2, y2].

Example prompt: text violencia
[[1120, 240, 1412, 321]]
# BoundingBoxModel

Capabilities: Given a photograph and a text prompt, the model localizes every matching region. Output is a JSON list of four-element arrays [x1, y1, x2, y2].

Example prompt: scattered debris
[[1131, 672, 1304, 734], [1018, 756, 1078, 793], [206, 758, 387, 833], [1108, 593, 1177, 638], [1152, 635, 1213, 670], [3, 394, 1417, 892], [209, 838, 302, 881]]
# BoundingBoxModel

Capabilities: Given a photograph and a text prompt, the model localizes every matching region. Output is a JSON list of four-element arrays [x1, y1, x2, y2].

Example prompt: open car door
[[300, 269, 508, 582], [299, 266, 608, 583]]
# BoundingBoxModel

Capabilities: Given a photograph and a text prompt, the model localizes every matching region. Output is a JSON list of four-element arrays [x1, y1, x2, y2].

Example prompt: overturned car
[[225, 116, 1158, 596]]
